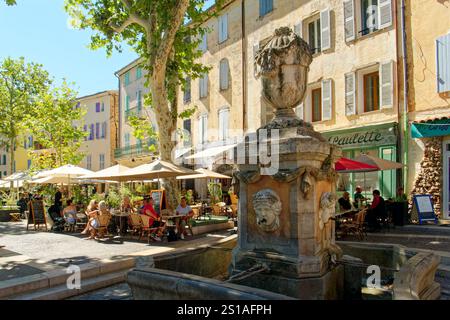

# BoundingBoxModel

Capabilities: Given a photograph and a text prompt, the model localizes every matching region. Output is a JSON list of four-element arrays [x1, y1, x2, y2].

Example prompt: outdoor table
[[111, 211, 130, 237]]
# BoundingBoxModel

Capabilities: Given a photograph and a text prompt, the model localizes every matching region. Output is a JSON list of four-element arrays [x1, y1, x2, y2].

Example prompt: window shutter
[[95, 102, 100, 112], [437, 34, 450, 93], [259, 0, 266, 17], [378, 0, 392, 29], [220, 60, 229, 90], [202, 33, 208, 52], [219, 14, 228, 43], [102, 122, 107, 139], [294, 22, 303, 39], [345, 72, 356, 115], [343, 0, 355, 42], [320, 8, 331, 51], [96, 123, 100, 139], [380, 61, 394, 108], [321, 79, 332, 121], [296, 103, 304, 120]]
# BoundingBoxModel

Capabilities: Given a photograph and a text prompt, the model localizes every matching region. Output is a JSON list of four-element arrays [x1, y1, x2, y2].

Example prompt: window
[[184, 77, 191, 103], [101, 122, 107, 139], [198, 114, 208, 145], [124, 133, 130, 148], [218, 108, 230, 141], [28, 136, 33, 149], [218, 14, 228, 43], [311, 88, 322, 122], [99, 154, 105, 170], [437, 33, 450, 93], [219, 59, 230, 91], [3, 172, 6, 177], [84, 125, 88, 141], [308, 19, 321, 55], [125, 95, 130, 111], [183, 119, 192, 147], [199, 33, 208, 53], [259, 0, 273, 17], [137, 90, 142, 110], [2, 155, 6, 165], [136, 67, 142, 80], [89, 124, 95, 141], [86, 155, 92, 170], [96, 122, 100, 139], [27, 160, 32, 169], [124, 72, 130, 86], [101, 102, 105, 112], [363, 72, 380, 112], [199, 73, 209, 98], [95, 102, 101, 113], [361, 0, 378, 36]]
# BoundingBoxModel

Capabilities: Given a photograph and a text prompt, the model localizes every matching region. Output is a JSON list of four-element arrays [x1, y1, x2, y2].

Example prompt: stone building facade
[[176, 0, 404, 199]]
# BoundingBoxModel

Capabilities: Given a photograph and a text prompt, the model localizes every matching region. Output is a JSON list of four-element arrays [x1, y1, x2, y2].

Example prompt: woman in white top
[[175, 197, 194, 240]]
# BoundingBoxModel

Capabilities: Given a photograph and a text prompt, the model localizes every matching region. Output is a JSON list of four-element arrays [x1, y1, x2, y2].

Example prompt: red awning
[[335, 157, 379, 173]]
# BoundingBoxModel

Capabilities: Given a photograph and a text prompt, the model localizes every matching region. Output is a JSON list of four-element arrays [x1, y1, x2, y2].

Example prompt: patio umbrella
[[40, 164, 95, 178], [354, 154, 403, 170], [29, 176, 72, 185], [176, 168, 232, 180], [335, 157, 379, 173], [4, 171, 31, 195], [112, 159, 196, 183], [79, 164, 130, 180]]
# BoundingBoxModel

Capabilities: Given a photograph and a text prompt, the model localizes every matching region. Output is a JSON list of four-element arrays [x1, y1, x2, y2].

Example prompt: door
[[379, 146, 396, 199], [443, 140, 450, 219]]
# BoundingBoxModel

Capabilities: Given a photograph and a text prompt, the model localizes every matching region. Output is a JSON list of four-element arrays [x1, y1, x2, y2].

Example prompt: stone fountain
[[228, 27, 344, 299], [125, 27, 442, 301]]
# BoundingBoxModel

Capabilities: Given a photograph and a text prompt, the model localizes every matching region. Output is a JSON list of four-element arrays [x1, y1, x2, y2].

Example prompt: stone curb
[[0, 257, 135, 299]]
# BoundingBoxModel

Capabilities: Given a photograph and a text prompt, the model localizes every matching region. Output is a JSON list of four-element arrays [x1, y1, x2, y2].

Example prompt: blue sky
[[0, 0, 215, 97]]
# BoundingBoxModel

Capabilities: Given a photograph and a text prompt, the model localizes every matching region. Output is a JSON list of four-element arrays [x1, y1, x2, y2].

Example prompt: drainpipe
[[400, 0, 409, 192], [114, 72, 121, 163], [241, 0, 247, 133]]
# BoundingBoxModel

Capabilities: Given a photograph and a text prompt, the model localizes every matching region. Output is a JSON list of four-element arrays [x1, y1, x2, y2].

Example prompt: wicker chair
[[128, 213, 143, 239], [95, 214, 111, 239], [139, 214, 161, 244], [339, 210, 367, 240]]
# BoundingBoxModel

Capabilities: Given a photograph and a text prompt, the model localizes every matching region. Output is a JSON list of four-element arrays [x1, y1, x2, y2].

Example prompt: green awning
[[411, 119, 450, 138]]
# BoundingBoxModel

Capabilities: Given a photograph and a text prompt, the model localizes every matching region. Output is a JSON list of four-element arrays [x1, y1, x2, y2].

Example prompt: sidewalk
[[0, 221, 233, 283]]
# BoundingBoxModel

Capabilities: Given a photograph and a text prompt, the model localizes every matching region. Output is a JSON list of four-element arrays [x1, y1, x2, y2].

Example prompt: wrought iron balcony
[[114, 138, 158, 160]]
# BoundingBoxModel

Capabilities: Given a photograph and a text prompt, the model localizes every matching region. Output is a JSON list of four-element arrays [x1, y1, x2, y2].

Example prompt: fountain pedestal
[[230, 27, 344, 299]]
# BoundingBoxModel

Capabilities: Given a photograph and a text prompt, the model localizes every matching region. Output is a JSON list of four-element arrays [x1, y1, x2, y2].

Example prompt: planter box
[[191, 221, 234, 236], [0, 209, 20, 222]]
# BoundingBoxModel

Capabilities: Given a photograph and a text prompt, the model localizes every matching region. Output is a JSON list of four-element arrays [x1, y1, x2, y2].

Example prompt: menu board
[[151, 190, 166, 214], [412, 195, 437, 225], [27, 200, 48, 231]]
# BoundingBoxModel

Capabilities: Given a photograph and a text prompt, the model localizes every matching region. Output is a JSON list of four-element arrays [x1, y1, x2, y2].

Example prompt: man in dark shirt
[[354, 186, 366, 209], [338, 192, 352, 212]]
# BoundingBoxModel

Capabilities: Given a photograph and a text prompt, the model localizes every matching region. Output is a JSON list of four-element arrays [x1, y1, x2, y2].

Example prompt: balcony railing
[[114, 138, 158, 160], [125, 106, 143, 121]]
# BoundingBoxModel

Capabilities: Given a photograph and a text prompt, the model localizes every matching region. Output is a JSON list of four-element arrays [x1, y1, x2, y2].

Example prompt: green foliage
[[26, 80, 87, 170], [106, 187, 121, 209], [207, 182, 222, 205], [0, 57, 51, 173], [119, 185, 132, 198], [185, 189, 194, 205], [0, 190, 18, 207], [3, 0, 16, 6], [135, 183, 151, 195]]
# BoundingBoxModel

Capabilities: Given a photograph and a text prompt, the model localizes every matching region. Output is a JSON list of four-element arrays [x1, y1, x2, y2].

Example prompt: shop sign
[[411, 119, 450, 139], [323, 125, 397, 149]]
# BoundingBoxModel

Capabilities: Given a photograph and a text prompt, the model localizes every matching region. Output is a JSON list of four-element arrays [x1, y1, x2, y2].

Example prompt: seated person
[[121, 196, 135, 213], [354, 186, 367, 209], [365, 190, 387, 231], [81, 199, 98, 235], [17, 194, 28, 219], [175, 197, 194, 240], [62, 199, 78, 230], [338, 192, 353, 212], [141, 196, 165, 241], [84, 200, 111, 240], [394, 187, 408, 203]]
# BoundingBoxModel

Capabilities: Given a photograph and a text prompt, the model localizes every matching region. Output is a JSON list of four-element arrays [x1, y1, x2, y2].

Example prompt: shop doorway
[[443, 139, 450, 219]]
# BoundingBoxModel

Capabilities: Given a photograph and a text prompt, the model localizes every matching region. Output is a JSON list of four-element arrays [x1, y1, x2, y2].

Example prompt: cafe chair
[[128, 213, 143, 239], [139, 214, 160, 244], [95, 214, 111, 239], [338, 210, 367, 241]]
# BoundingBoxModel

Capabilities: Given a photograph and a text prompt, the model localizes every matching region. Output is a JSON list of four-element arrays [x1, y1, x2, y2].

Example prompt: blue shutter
[[267, 0, 273, 13], [259, 0, 266, 16], [437, 34, 450, 93]]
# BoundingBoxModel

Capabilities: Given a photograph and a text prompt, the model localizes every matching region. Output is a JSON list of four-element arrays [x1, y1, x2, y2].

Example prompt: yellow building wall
[[14, 145, 29, 172]]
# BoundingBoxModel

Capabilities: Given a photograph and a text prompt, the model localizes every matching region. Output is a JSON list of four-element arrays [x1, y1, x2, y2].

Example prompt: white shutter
[[437, 34, 450, 93], [320, 9, 331, 51], [220, 59, 229, 90], [219, 14, 228, 43], [343, 0, 355, 42], [198, 117, 203, 145], [380, 61, 394, 108], [345, 72, 356, 115], [296, 103, 304, 120], [294, 22, 303, 38], [378, 0, 392, 29], [219, 108, 229, 141], [321, 79, 332, 121]]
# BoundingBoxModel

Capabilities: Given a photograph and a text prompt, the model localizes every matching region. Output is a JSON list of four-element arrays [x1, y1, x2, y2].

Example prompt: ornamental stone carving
[[319, 192, 336, 230], [252, 189, 282, 232]]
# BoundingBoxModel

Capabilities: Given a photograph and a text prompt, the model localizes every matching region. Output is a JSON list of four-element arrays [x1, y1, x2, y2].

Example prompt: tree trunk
[[151, 71, 179, 210]]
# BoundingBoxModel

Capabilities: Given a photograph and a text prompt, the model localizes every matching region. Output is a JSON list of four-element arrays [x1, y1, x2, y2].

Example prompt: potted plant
[[208, 182, 222, 205]]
